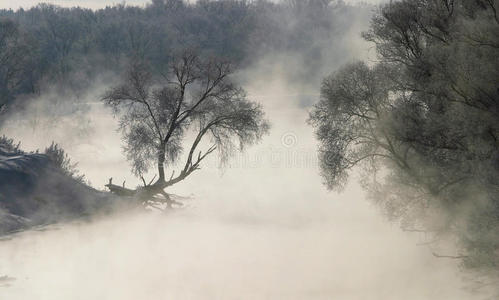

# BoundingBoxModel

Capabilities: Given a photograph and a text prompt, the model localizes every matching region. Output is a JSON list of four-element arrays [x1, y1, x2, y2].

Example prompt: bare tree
[[103, 51, 269, 208]]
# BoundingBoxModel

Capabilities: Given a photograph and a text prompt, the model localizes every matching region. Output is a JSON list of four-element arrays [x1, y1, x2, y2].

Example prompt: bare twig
[[432, 252, 468, 259], [148, 175, 157, 186]]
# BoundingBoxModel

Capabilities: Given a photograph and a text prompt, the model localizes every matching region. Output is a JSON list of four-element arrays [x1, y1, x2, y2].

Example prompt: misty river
[[0, 60, 491, 299]]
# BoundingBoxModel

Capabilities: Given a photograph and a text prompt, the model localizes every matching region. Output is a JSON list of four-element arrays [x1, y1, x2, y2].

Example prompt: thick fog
[[0, 1, 496, 299], [1, 57, 493, 299]]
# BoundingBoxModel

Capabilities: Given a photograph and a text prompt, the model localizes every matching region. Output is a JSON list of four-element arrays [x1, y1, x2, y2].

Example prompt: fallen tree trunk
[[105, 178, 183, 209], [105, 178, 135, 197]]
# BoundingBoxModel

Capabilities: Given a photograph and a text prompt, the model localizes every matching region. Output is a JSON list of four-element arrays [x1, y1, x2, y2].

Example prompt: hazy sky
[[0, 0, 388, 10]]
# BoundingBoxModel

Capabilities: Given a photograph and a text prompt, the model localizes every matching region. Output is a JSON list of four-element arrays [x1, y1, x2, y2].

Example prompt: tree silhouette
[[103, 51, 269, 208]]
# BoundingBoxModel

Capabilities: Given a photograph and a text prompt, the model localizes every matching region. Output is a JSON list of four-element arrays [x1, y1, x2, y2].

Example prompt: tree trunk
[[105, 178, 182, 209], [157, 143, 166, 182]]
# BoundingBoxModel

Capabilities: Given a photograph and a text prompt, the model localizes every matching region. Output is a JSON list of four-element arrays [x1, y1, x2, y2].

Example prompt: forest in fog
[[0, 0, 366, 113], [0, 0, 498, 299]]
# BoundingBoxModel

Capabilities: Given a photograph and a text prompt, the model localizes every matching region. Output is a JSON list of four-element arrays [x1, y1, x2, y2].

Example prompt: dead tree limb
[[105, 178, 135, 196], [432, 252, 469, 259]]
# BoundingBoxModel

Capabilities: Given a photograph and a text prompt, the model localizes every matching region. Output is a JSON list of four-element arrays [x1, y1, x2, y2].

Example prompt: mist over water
[[0, 2, 494, 298], [0, 57, 490, 299], [0, 206, 477, 300]]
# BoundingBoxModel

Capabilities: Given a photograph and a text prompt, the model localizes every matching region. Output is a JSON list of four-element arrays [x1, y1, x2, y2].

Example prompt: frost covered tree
[[310, 0, 499, 271], [103, 51, 269, 208]]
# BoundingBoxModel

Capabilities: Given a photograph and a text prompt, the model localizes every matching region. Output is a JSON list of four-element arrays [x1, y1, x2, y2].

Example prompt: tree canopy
[[103, 51, 269, 208], [310, 0, 499, 271]]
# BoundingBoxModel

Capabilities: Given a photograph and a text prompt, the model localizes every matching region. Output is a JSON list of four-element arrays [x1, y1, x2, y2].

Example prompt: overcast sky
[[0, 0, 388, 10]]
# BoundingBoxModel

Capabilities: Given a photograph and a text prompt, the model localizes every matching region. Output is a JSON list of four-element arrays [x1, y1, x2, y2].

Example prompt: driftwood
[[105, 178, 183, 209], [105, 178, 135, 197], [104, 145, 214, 208]]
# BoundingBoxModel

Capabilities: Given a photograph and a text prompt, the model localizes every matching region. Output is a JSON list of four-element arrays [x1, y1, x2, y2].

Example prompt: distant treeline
[[0, 0, 368, 115]]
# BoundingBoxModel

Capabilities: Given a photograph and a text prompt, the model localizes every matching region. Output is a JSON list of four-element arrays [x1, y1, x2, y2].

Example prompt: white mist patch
[[0, 204, 474, 300], [0, 64, 487, 300]]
